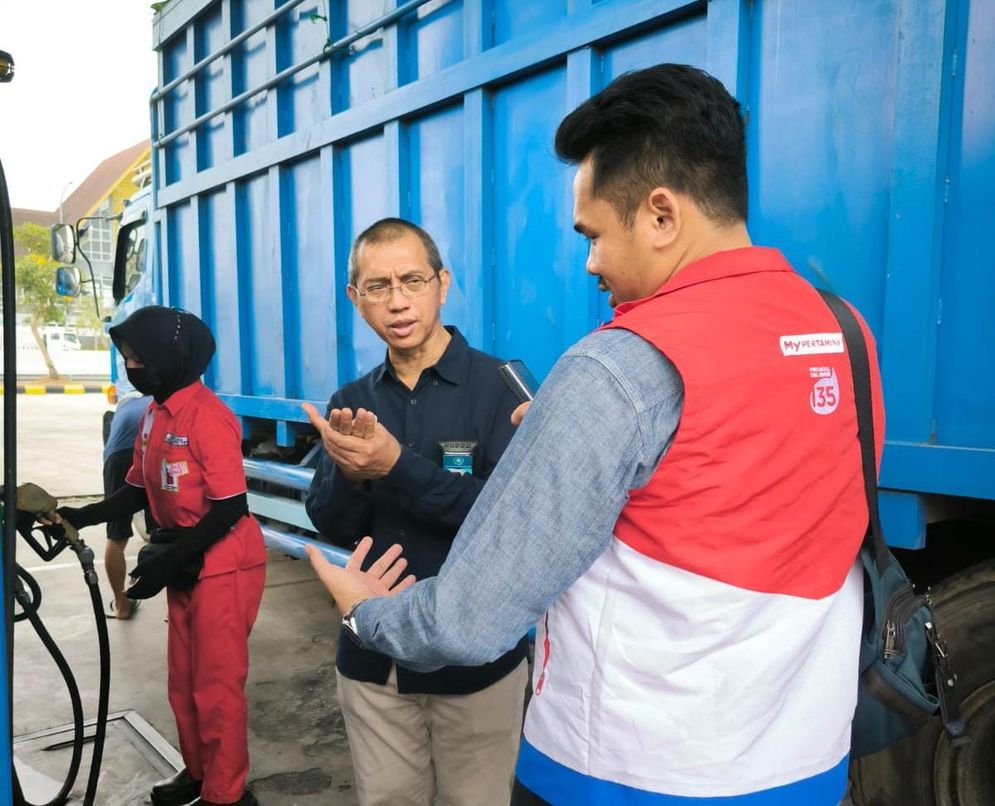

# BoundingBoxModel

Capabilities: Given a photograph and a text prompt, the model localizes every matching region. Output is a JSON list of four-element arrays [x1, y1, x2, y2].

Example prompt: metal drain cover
[[14, 710, 182, 805]]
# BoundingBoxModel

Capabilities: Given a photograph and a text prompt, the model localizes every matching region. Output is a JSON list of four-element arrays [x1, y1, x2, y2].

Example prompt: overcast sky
[[0, 0, 159, 210]]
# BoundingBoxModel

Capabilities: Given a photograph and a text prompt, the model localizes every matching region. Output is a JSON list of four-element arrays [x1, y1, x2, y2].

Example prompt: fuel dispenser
[[0, 48, 113, 806]]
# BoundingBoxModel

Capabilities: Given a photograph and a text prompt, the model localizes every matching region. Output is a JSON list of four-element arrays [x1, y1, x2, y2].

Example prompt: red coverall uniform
[[126, 380, 267, 803]]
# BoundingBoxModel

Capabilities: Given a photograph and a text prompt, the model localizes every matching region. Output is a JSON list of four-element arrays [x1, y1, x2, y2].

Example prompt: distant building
[[11, 139, 150, 303]]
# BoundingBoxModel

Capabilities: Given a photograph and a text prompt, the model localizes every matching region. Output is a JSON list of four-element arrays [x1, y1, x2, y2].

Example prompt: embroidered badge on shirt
[[161, 459, 190, 492], [809, 366, 840, 415], [164, 432, 189, 446], [440, 441, 477, 476]]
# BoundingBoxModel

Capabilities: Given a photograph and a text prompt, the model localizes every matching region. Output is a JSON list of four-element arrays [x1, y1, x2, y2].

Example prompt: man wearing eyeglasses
[[304, 217, 528, 806]]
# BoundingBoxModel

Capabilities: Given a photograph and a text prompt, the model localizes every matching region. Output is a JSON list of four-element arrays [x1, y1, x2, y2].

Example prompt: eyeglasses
[[355, 274, 438, 303]]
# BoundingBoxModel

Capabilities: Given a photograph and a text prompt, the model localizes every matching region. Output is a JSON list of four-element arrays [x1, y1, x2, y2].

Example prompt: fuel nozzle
[[15, 482, 85, 562]]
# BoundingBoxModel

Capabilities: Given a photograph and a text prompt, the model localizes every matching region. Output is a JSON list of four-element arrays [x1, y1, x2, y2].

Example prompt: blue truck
[[68, 0, 995, 801]]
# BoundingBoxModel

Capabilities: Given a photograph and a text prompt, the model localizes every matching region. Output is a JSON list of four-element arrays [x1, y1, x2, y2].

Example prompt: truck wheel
[[850, 560, 995, 805]]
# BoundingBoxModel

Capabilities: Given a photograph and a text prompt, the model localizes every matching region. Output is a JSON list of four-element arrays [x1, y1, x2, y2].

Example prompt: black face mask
[[126, 366, 158, 398]]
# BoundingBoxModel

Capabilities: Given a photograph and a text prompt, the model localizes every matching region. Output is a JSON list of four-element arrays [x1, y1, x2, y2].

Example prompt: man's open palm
[[306, 536, 416, 617]]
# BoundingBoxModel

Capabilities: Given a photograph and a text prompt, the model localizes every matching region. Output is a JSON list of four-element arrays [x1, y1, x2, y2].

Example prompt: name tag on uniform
[[164, 432, 189, 446], [161, 459, 190, 492], [440, 441, 477, 476]]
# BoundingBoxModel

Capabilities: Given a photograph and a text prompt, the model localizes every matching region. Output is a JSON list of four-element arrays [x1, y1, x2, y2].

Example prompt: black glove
[[149, 526, 182, 545], [126, 534, 203, 599], [55, 505, 90, 530]]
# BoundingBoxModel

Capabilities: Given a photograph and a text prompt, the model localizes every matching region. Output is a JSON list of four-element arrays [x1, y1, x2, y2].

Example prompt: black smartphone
[[498, 360, 539, 403]]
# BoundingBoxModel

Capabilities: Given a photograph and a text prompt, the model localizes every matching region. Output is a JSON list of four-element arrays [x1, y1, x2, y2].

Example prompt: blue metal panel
[[561, 49, 601, 343], [162, 31, 196, 185], [201, 188, 243, 394], [275, 0, 327, 137], [493, 0, 568, 47], [746, 0, 897, 336], [283, 155, 338, 401], [337, 133, 392, 378], [331, 1, 394, 114], [400, 0, 464, 85], [148, 0, 995, 524], [491, 66, 572, 375], [461, 89, 491, 349], [152, 0, 698, 207], [196, 195, 217, 389], [880, 443, 995, 501], [934, 0, 995, 449], [194, 3, 230, 170], [239, 172, 285, 396], [173, 202, 201, 312], [879, 0, 951, 445], [218, 393, 325, 421], [705, 0, 750, 102], [879, 491, 928, 550], [601, 7, 706, 81], [230, 0, 273, 157], [165, 202, 199, 310], [406, 105, 468, 329]]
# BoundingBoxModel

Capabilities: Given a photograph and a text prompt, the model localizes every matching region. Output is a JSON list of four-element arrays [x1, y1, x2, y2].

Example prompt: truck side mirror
[[55, 266, 82, 297], [0, 50, 13, 83], [50, 223, 76, 264]]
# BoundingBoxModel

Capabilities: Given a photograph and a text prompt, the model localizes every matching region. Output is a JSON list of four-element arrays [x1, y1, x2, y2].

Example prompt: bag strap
[[819, 293, 971, 745], [817, 290, 889, 575]]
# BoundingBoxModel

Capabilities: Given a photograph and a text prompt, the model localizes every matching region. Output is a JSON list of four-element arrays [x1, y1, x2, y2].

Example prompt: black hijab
[[109, 306, 216, 404]]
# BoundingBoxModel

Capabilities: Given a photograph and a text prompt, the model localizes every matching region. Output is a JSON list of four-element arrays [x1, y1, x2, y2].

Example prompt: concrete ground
[[4, 395, 358, 804]]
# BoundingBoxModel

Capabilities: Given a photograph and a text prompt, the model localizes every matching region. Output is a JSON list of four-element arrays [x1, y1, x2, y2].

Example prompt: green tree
[[13, 221, 66, 378]]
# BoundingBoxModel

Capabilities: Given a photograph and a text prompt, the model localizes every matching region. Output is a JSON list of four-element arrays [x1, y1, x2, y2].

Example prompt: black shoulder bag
[[819, 290, 969, 758]]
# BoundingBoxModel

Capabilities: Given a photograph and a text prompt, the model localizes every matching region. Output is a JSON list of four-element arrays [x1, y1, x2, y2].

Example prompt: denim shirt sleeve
[[356, 328, 685, 670], [304, 391, 373, 548]]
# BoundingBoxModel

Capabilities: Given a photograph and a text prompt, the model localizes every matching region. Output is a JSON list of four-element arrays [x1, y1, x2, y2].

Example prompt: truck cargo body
[[124, 0, 992, 799]]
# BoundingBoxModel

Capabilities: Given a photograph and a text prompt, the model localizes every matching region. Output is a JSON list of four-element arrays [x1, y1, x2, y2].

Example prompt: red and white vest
[[523, 247, 884, 799]]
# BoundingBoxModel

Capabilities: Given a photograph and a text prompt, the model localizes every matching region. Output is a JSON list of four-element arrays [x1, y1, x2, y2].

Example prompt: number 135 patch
[[809, 367, 839, 415]]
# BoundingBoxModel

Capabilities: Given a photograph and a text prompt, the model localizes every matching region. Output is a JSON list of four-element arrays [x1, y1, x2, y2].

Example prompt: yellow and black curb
[[0, 382, 113, 395]]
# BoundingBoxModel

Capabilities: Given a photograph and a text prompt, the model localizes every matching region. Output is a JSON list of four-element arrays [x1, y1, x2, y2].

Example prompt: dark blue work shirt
[[305, 327, 528, 695]]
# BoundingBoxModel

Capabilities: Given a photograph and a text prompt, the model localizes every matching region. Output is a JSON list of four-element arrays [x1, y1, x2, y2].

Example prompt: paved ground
[[5, 394, 359, 804]]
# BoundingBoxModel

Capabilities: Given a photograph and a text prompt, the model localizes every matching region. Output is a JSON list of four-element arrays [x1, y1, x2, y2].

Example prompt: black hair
[[348, 217, 444, 285], [555, 63, 747, 226]]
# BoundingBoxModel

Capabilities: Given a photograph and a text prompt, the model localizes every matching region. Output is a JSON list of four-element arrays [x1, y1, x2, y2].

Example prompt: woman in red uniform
[[56, 306, 267, 806]]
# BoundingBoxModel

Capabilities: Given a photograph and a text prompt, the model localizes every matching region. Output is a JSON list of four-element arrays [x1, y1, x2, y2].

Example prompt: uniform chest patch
[[809, 366, 840, 415], [440, 441, 477, 476], [780, 332, 844, 356], [164, 433, 189, 446], [161, 460, 190, 492]]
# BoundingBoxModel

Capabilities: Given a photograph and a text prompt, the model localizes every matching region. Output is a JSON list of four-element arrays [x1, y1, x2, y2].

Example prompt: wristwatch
[[341, 600, 366, 648]]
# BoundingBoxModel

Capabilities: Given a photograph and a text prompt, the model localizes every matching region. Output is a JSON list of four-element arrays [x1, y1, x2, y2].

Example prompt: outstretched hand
[[306, 536, 416, 618], [302, 402, 401, 480]]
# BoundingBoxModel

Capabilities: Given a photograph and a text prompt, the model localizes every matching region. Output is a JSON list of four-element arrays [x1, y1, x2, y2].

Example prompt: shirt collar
[[610, 247, 793, 319], [155, 379, 204, 416], [372, 326, 469, 386]]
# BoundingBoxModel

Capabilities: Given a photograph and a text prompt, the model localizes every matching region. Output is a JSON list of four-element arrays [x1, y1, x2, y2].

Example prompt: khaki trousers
[[336, 659, 528, 806]]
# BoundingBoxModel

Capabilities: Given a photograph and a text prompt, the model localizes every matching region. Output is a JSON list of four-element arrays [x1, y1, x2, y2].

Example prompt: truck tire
[[850, 560, 995, 805]]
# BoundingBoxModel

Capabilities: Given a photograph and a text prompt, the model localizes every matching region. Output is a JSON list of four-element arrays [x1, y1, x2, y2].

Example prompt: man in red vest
[[304, 64, 884, 805]]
